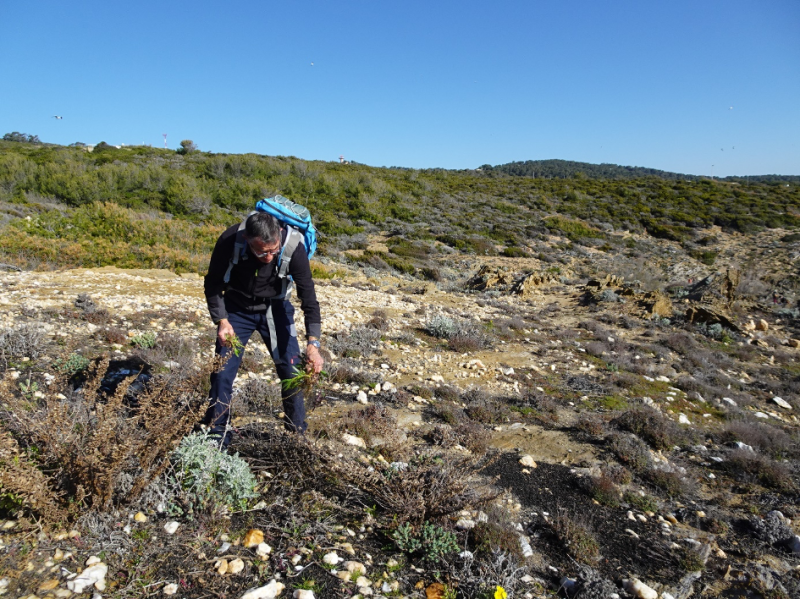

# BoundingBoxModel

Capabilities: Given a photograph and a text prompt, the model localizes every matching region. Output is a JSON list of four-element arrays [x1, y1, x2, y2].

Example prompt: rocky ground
[[1, 226, 799, 599]]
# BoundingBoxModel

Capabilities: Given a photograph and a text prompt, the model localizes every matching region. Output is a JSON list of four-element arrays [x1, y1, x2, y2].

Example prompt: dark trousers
[[205, 299, 307, 440]]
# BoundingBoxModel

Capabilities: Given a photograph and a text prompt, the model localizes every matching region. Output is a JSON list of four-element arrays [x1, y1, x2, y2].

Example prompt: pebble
[[338, 542, 356, 555], [456, 518, 476, 530], [772, 397, 792, 410], [164, 521, 180, 534], [519, 455, 537, 468], [323, 551, 343, 565], [134, 512, 147, 523], [294, 590, 315, 599], [342, 434, 366, 448], [622, 578, 658, 599], [38, 579, 60, 592], [163, 582, 179, 595], [344, 561, 367, 575], [243, 529, 264, 548], [228, 558, 245, 575], [256, 543, 272, 557], [67, 563, 107, 593], [240, 580, 285, 599]]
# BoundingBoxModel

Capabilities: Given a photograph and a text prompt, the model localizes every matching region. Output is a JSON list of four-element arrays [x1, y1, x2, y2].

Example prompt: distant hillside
[[479, 159, 699, 181], [0, 138, 799, 274], [481, 159, 800, 183]]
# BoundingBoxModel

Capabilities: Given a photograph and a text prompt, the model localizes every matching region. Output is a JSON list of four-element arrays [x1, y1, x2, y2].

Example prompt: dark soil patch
[[482, 454, 679, 583]]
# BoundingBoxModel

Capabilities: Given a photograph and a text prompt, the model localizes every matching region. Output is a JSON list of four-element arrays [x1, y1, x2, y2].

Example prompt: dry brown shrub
[[576, 412, 607, 437], [0, 430, 66, 522], [238, 429, 498, 525], [552, 508, 601, 563], [0, 354, 215, 519]]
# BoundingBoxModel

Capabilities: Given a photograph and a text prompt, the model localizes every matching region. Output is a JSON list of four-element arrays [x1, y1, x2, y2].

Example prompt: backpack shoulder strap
[[223, 212, 255, 284], [277, 226, 304, 280]]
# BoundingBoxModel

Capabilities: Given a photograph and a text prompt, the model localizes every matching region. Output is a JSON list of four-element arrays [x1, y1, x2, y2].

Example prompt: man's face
[[246, 237, 281, 263]]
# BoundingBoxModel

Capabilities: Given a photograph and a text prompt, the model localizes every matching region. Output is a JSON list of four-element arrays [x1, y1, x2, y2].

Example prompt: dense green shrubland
[[0, 139, 798, 272]]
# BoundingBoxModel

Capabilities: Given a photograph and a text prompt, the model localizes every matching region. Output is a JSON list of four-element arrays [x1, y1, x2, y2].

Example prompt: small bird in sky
[[53, 115, 63, 119]]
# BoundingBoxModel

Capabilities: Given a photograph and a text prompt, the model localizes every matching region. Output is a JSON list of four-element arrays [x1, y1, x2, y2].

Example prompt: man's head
[[244, 212, 282, 263]]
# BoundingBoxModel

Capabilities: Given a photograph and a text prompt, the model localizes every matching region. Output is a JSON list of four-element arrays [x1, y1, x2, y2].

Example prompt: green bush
[[391, 521, 459, 563], [131, 331, 157, 349], [171, 433, 258, 513], [53, 353, 91, 377]]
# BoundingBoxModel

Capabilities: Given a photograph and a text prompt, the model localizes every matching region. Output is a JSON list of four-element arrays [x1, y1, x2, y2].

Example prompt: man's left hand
[[306, 344, 324, 374]]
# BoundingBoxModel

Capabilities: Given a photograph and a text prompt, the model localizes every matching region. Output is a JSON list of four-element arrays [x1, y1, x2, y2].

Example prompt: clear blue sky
[[1, 0, 798, 176]]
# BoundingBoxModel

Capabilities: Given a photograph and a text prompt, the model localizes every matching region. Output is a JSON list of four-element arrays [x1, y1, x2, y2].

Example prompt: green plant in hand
[[224, 333, 244, 357], [281, 355, 327, 393]]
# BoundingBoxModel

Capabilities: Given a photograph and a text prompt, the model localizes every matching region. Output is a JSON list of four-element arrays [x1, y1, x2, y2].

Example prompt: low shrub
[[0, 324, 46, 366], [391, 521, 459, 563], [587, 474, 620, 507], [552, 509, 600, 563], [0, 355, 212, 519], [613, 407, 687, 450], [327, 326, 382, 358], [471, 510, 524, 560], [366, 309, 390, 331], [407, 384, 434, 399], [425, 315, 492, 351], [718, 421, 797, 459], [131, 331, 157, 349], [52, 353, 91, 377], [718, 449, 796, 493], [623, 491, 658, 513], [608, 433, 650, 472], [645, 468, 691, 498], [170, 432, 258, 514], [575, 413, 606, 436], [327, 359, 382, 386], [453, 421, 492, 455]]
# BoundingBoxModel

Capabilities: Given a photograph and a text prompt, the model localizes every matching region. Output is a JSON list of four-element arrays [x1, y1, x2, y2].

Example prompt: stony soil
[[1, 226, 800, 598]]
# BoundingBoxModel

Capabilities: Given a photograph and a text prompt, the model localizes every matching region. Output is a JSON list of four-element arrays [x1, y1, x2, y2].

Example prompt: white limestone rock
[[772, 397, 792, 410], [342, 434, 367, 448], [622, 578, 657, 599], [240, 580, 285, 599], [67, 563, 108, 594], [164, 521, 180, 534]]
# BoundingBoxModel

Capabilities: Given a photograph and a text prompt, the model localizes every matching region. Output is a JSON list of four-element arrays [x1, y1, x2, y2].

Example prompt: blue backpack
[[223, 195, 318, 298]]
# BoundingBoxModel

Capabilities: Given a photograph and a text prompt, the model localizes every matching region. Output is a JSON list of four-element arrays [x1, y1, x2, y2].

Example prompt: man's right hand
[[217, 319, 235, 346]]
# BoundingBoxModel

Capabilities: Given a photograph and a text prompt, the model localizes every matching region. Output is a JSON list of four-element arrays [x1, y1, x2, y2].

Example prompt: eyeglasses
[[248, 241, 281, 259]]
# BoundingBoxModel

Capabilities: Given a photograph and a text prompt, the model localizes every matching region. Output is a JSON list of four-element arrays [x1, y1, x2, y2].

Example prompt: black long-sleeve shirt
[[204, 223, 322, 339]]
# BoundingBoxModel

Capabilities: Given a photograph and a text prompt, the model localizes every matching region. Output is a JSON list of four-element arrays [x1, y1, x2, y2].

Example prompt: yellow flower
[[494, 586, 507, 599]]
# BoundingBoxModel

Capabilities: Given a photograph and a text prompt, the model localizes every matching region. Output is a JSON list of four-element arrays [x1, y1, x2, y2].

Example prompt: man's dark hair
[[245, 212, 281, 244]]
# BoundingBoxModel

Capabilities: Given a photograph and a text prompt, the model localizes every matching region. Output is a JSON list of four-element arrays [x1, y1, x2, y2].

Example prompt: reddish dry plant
[[0, 354, 219, 521]]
